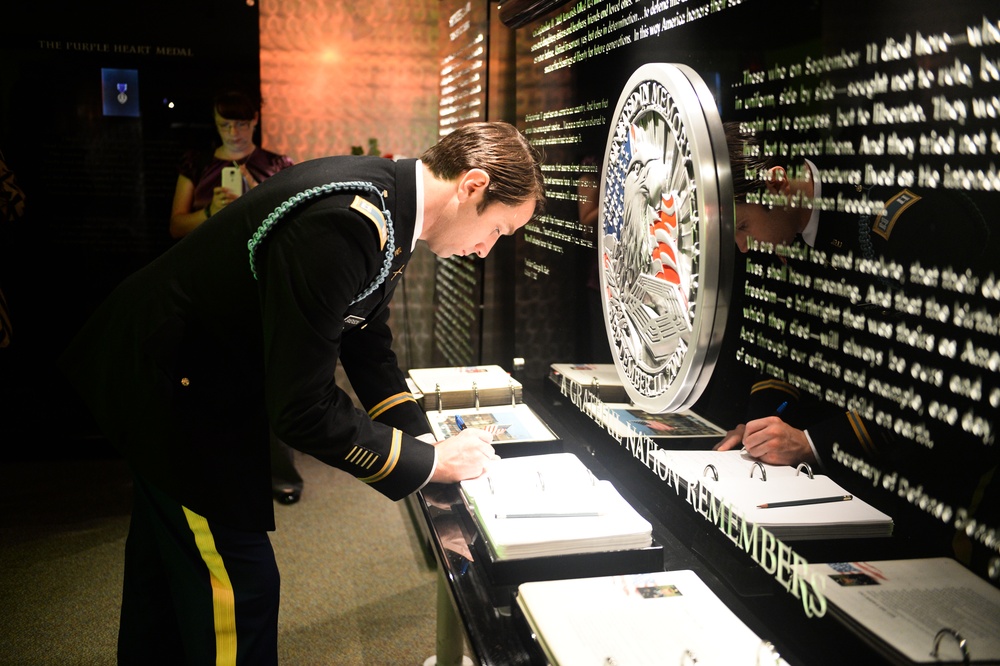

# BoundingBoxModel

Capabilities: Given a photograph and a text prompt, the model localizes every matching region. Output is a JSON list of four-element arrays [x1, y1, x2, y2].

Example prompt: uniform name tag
[[344, 314, 365, 326]]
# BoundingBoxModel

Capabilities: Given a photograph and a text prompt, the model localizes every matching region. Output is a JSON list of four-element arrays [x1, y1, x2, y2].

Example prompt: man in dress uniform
[[58, 121, 545, 664]]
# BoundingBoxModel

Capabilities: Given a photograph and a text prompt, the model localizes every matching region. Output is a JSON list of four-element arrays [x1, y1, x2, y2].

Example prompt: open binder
[[549, 362, 630, 403], [459, 453, 654, 561], [408, 364, 559, 447], [586, 402, 726, 440], [806, 558, 1000, 664], [409, 364, 523, 411], [652, 449, 893, 540], [516, 569, 790, 666]]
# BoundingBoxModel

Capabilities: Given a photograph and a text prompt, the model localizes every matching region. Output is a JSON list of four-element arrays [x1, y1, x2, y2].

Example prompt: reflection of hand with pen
[[713, 399, 817, 467]]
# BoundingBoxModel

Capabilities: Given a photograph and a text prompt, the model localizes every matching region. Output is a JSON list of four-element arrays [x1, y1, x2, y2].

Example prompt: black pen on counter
[[758, 495, 853, 509]]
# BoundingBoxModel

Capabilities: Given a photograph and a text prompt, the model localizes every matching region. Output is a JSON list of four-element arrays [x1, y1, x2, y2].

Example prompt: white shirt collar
[[412, 160, 424, 252], [799, 159, 821, 247]]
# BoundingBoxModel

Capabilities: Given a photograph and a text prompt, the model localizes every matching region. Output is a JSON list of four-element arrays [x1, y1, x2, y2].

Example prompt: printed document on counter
[[808, 558, 1000, 663]]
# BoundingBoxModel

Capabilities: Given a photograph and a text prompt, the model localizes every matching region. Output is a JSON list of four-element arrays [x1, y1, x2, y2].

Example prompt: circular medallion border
[[598, 63, 734, 413]]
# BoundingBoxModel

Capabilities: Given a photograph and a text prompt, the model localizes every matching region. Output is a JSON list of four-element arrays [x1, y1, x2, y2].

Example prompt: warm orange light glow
[[259, 0, 440, 162]]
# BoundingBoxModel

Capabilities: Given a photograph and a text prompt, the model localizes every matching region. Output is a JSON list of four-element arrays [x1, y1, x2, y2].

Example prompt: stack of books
[[548, 362, 630, 403], [409, 364, 522, 411]]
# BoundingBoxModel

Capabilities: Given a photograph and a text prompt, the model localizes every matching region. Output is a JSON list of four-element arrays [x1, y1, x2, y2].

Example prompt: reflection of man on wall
[[716, 121, 991, 468], [715, 122, 998, 584]]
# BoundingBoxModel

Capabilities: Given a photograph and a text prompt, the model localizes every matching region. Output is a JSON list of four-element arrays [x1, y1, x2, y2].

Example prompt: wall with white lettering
[[509, 0, 1000, 584]]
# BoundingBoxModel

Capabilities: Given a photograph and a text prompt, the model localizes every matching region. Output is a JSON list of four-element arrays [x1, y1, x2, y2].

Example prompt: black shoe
[[273, 486, 301, 504]]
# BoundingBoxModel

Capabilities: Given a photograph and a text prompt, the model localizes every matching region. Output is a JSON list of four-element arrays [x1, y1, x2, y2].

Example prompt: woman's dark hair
[[213, 90, 259, 121], [420, 122, 546, 215]]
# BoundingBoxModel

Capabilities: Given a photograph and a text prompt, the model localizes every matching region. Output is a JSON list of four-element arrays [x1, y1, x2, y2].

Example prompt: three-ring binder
[[930, 627, 970, 665], [699, 462, 817, 483]]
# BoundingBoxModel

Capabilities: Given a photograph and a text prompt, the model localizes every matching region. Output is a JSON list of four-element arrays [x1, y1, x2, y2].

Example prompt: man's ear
[[457, 168, 490, 203], [766, 166, 789, 194]]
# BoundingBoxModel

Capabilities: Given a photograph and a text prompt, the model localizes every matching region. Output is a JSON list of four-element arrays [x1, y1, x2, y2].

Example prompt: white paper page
[[707, 475, 891, 530], [518, 570, 787, 666], [461, 453, 652, 558], [812, 558, 1000, 663]]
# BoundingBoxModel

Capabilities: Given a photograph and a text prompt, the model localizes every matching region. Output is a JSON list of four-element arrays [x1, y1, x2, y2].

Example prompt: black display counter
[[409, 378, 946, 666]]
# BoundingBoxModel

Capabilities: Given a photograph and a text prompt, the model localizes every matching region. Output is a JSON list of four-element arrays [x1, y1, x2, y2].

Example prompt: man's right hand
[[429, 428, 499, 483]]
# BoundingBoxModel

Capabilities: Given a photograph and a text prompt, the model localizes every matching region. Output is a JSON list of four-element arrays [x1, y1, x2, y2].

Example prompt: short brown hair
[[421, 122, 546, 215], [724, 121, 775, 202], [213, 90, 259, 121]]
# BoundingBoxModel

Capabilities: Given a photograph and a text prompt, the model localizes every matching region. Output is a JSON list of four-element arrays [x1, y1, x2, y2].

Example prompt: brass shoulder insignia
[[873, 189, 921, 241], [350, 195, 388, 250]]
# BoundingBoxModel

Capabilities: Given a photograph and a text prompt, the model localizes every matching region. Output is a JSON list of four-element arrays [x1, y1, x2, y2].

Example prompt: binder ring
[[473, 382, 480, 410], [591, 376, 601, 398], [680, 649, 698, 665], [795, 462, 814, 478], [702, 464, 719, 481], [750, 461, 767, 481], [930, 627, 969, 664], [435, 383, 443, 412], [509, 380, 516, 407]]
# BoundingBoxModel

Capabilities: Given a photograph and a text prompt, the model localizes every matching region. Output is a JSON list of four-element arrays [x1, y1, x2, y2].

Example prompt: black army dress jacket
[[60, 156, 435, 531]]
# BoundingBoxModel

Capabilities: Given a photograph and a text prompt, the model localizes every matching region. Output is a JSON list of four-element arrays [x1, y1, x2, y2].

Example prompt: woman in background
[[169, 89, 294, 238]]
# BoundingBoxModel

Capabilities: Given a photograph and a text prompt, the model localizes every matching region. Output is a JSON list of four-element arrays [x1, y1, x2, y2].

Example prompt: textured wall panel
[[259, 0, 441, 370], [259, 1, 440, 162]]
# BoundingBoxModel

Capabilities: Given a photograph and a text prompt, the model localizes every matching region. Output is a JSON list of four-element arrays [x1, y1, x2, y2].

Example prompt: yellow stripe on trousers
[[183, 507, 238, 666]]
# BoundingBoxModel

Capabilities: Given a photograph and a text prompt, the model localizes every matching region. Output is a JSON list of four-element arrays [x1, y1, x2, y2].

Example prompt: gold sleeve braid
[[750, 378, 801, 400], [357, 429, 402, 484], [368, 392, 418, 420], [846, 410, 878, 457]]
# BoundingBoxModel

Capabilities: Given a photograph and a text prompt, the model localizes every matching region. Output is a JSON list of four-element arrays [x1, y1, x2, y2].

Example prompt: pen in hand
[[739, 400, 790, 452], [758, 494, 852, 509]]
